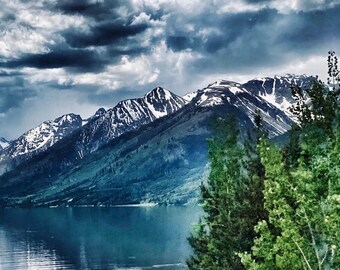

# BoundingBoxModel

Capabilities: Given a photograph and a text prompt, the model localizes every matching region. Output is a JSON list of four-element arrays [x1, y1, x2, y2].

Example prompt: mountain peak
[[55, 113, 82, 124], [144, 86, 173, 101], [143, 86, 186, 119], [252, 74, 311, 82]]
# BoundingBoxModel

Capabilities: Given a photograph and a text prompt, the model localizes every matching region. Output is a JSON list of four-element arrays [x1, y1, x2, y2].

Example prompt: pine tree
[[188, 112, 268, 269], [187, 116, 245, 269]]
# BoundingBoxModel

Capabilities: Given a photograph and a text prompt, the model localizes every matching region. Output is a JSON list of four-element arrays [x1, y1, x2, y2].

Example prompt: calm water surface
[[0, 206, 201, 270]]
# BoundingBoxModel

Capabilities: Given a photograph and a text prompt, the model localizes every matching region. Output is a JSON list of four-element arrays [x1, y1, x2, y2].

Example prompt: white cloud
[[132, 0, 213, 17], [270, 0, 340, 14], [272, 54, 328, 81], [0, 0, 87, 59], [218, 1, 266, 14], [0, 24, 52, 58]]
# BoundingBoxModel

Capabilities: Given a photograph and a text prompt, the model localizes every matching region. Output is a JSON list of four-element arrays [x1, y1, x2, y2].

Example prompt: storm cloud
[[1, 49, 109, 72], [62, 22, 149, 48], [0, 0, 339, 139]]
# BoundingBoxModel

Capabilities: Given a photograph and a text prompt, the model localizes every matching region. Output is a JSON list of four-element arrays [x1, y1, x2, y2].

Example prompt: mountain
[[0, 87, 187, 176], [71, 86, 187, 156], [242, 74, 315, 115], [0, 137, 10, 151], [0, 113, 83, 175], [0, 77, 298, 207], [194, 80, 291, 136]]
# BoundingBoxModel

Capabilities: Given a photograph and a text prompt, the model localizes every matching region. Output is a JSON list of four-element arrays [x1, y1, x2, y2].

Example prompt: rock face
[[0, 75, 315, 207]]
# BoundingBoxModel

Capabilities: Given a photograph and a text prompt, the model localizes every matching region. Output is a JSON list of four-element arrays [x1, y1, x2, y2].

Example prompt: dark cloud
[[55, 0, 127, 21], [244, 0, 270, 3], [164, 4, 340, 76], [0, 70, 24, 77], [0, 77, 36, 113], [276, 6, 340, 51], [1, 12, 16, 22], [107, 46, 149, 57], [165, 8, 279, 54], [0, 49, 109, 72], [63, 22, 149, 48], [166, 36, 199, 52]]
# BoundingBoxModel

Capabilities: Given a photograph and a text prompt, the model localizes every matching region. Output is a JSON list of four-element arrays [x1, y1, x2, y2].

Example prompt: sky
[[0, 0, 340, 139]]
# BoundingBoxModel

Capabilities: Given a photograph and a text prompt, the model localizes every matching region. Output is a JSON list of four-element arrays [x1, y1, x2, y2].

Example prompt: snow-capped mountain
[[192, 80, 292, 136], [72, 87, 187, 155], [0, 87, 187, 175], [242, 74, 315, 115], [0, 113, 82, 174], [4, 113, 82, 158], [0, 137, 10, 151]]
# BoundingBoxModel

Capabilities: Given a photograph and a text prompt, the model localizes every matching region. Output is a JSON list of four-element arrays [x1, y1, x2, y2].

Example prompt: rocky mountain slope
[[0, 75, 306, 207]]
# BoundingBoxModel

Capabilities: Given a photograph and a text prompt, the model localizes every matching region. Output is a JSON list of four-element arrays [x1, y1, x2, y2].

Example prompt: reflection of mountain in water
[[0, 207, 201, 269]]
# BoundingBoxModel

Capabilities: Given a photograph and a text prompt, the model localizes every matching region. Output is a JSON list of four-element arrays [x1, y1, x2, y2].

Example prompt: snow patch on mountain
[[195, 80, 249, 107], [243, 74, 315, 116], [0, 137, 10, 150], [182, 91, 197, 103]]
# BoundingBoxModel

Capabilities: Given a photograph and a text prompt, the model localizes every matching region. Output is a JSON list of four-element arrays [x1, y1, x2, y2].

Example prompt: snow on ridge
[[208, 80, 242, 88], [0, 138, 10, 150], [253, 74, 309, 83], [183, 91, 197, 103], [5, 113, 83, 157]]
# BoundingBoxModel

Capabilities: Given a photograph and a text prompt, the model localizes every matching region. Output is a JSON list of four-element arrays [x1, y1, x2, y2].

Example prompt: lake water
[[0, 206, 202, 270]]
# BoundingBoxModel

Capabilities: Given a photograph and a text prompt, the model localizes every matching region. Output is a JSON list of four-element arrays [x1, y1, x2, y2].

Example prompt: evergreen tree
[[188, 112, 268, 270], [187, 116, 245, 269]]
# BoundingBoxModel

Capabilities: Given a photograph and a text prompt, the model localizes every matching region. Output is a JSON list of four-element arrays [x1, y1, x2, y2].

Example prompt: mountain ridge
[[0, 87, 187, 175]]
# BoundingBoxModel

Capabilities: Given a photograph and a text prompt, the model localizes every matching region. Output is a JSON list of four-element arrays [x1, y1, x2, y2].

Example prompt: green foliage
[[240, 127, 339, 270], [187, 116, 246, 269], [188, 114, 267, 270], [240, 52, 340, 270], [290, 79, 339, 136]]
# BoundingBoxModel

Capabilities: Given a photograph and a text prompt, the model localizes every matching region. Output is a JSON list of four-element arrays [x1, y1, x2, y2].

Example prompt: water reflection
[[0, 206, 201, 270]]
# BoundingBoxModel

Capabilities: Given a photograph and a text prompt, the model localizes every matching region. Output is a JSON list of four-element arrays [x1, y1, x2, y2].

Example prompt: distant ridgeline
[[0, 74, 315, 207]]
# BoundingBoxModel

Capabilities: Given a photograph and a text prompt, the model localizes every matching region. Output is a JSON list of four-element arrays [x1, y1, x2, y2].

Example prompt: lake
[[0, 206, 202, 270]]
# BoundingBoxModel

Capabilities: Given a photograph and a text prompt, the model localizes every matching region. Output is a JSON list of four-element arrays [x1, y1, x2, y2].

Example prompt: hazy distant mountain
[[0, 75, 312, 207]]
